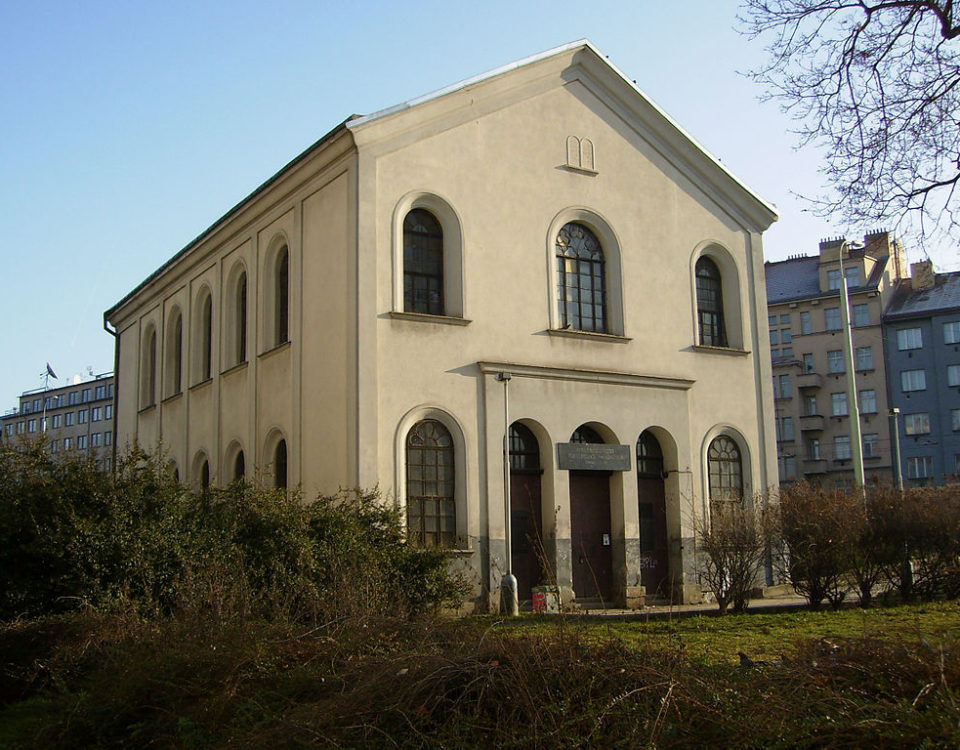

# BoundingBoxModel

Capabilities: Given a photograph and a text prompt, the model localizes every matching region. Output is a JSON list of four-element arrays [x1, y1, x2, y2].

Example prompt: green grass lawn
[[497, 601, 960, 665]]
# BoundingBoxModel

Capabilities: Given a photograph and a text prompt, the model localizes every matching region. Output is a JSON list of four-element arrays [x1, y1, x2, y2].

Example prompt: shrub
[[776, 483, 862, 609], [0, 443, 464, 622], [696, 495, 773, 613]]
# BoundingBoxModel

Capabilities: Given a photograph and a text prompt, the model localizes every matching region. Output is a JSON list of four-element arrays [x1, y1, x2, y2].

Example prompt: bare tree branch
[[739, 0, 960, 249]]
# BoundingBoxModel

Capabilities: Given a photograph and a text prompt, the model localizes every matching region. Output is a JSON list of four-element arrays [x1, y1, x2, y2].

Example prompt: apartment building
[[765, 233, 905, 485], [883, 262, 960, 485], [0, 372, 115, 469]]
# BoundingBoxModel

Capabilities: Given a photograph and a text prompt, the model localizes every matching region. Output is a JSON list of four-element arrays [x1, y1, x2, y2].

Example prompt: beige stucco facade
[[106, 42, 779, 611]]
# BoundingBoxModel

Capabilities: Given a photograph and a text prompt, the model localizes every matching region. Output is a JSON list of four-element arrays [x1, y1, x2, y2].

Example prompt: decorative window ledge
[[390, 311, 471, 326], [161, 392, 183, 406], [137, 403, 157, 415], [692, 344, 750, 357], [259, 340, 291, 360], [190, 377, 213, 392], [547, 328, 631, 344], [221, 361, 248, 378]]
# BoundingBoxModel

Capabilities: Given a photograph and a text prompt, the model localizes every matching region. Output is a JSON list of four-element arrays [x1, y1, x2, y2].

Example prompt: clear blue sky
[[1, 0, 954, 406]]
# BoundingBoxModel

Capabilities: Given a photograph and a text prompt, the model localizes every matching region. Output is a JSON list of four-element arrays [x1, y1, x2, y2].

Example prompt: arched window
[[556, 223, 606, 332], [637, 431, 664, 478], [194, 290, 212, 382], [403, 209, 444, 315], [406, 419, 455, 547], [200, 459, 210, 490], [234, 450, 245, 482], [696, 256, 727, 347], [165, 311, 183, 397], [275, 246, 289, 346], [509, 423, 541, 472], [708, 435, 743, 501], [236, 270, 247, 363], [570, 424, 605, 444], [141, 325, 157, 407], [274, 438, 287, 489]]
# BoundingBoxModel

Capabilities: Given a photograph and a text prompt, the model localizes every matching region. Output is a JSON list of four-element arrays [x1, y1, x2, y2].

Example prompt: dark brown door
[[510, 473, 542, 601], [637, 475, 669, 596], [570, 471, 613, 601]]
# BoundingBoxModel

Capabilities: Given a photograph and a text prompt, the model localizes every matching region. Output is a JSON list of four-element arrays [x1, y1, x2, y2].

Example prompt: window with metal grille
[[696, 257, 726, 346], [406, 420, 455, 547], [708, 435, 742, 501], [556, 222, 606, 332], [509, 423, 540, 473], [637, 431, 664, 477], [403, 209, 444, 315]]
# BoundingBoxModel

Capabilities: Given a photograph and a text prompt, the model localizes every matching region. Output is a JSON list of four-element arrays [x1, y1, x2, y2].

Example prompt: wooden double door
[[570, 471, 613, 601]]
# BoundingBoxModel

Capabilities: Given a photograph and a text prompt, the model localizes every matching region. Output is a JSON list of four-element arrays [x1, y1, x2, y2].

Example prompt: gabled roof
[[348, 40, 778, 231], [884, 271, 960, 320]]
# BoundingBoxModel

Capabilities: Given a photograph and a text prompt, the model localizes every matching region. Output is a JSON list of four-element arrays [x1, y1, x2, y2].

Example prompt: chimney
[[911, 260, 935, 290]]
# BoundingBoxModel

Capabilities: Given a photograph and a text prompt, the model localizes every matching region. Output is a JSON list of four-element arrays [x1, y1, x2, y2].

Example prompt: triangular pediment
[[347, 40, 777, 233]]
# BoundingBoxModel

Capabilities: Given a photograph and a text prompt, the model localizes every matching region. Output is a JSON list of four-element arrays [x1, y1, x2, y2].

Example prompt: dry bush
[[696, 496, 774, 614], [4, 611, 959, 748], [777, 483, 862, 609]]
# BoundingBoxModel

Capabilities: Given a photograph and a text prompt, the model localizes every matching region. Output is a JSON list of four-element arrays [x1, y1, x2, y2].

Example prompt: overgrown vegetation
[[776, 482, 960, 609], [3, 444, 960, 745], [2, 605, 958, 747], [695, 483, 960, 612], [0, 440, 465, 622]]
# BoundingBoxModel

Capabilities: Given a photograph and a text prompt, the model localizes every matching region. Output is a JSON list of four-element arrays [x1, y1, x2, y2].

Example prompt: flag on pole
[[46, 363, 57, 379]]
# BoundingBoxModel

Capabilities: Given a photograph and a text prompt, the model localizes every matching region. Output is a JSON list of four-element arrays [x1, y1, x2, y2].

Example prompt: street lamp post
[[496, 371, 518, 616], [838, 241, 866, 487]]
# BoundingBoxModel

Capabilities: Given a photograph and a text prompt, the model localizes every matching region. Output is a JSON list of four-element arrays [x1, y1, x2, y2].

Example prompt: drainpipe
[[103, 316, 118, 473]]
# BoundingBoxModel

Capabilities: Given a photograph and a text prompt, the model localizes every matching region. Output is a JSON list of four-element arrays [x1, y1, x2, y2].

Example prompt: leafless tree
[[740, 1, 960, 248]]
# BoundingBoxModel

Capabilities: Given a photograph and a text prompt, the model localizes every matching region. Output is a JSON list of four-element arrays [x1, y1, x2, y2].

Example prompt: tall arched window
[[141, 325, 157, 407], [275, 246, 289, 346], [637, 431, 664, 478], [696, 256, 727, 347], [403, 209, 444, 315], [708, 435, 743, 501], [274, 438, 287, 489], [200, 292, 212, 381], [201, 460, 210, 490], [165, 311, 183, 397], [556, 222, 606, 332], [234, 450, 245, 482], [236, 270, 247, 363], [509, 423, 541, 471], [406, 419, 455, 547]]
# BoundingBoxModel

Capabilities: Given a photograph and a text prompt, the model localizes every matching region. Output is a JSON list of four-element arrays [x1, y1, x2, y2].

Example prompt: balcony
[[802, 458, 828, 474], [796, 371, 824, 390], [799, 414, 825, 432]]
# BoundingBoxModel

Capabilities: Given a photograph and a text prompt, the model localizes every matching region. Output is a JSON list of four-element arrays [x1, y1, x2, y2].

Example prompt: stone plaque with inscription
[[557, 443, 631, 471]]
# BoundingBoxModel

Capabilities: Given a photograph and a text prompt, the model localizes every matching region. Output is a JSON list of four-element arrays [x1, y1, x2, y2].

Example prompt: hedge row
[[0, 441, 465, 622]]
